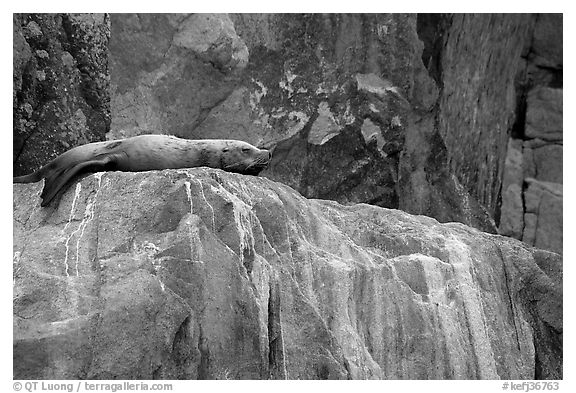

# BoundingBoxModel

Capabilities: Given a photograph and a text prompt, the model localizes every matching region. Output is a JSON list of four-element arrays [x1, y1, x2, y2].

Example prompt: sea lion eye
[[222, 148, 229, 153], [242, 147, 251, 153]]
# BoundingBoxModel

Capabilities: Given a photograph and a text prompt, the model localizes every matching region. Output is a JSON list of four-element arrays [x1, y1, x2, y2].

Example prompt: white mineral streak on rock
[[63, 183, 82, 233], [134, 240, 165, 291], [63, 183, 83, 277], [231, 180, 256, 208], [343, 101, 356, 125], [74, 173, 104, 276], [214, 181, 255, 269], [279, 69, 297, 96], [177, 170, 217, 232], [355, 73, 409, 107], [377, 24, 388, 39], [255, 80, 268, 96], [184, 180, 203, 264], [391, 115, 402, 127], [247, 80, 276, 134], [61, 174, 103, 277], [143, 240, 160, 258], [250, 79, 268, 108], [195, 178, 216, 231], [13, 251, 22, 283], [446, 235, 499, 379]]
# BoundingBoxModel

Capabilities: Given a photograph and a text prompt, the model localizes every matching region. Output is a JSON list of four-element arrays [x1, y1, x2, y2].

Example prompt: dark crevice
[[520, 179, 529, 241], [242, 247, 255, 275], [511, 87, 528, 140], [341, 357, 353, 380], [534, 349, 541, 379], [416, 14, 451, 88], [152, 365, 162, 379], [197, 325, 210, 379], [494, 181, 503, 228], [497, 246, 522, 353], [172, 316, 190, 354], [267, 278, 286, 379]]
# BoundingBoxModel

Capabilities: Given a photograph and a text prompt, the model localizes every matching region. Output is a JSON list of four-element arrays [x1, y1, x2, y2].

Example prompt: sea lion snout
[[260, 149, 271, 160], [259, 148, 272, 167]]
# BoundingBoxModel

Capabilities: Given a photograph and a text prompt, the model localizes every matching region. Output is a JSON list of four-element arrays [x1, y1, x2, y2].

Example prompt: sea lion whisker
[[224, 162, 243, 170], [245, 160, 265, 170]]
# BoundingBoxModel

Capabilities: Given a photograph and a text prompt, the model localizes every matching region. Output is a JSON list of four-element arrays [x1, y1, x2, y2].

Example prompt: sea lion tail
[[13, 170, 44, 184], [40, 153, 120, 207]]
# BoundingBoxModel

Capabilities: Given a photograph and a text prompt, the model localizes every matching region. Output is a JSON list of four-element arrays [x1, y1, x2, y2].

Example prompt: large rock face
[[14, 12, 562, 259], [498, 13, 562, 256], [108, 14, 248, 140], [108, 13, 519, 234], [13, 169, 562, 379], [13, 14, 111, 176], [437, 14, 534, 215]]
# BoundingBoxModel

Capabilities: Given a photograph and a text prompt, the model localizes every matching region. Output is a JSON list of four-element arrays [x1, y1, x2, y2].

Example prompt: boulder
[[499, 139, 524, 239], [523, 141, 562, 184], [108, 14, 248, 140], [530, 14, 563, 69], [523, 179, 563, 255], [13, 169, 562, 379], [525, 87, 562, 142]]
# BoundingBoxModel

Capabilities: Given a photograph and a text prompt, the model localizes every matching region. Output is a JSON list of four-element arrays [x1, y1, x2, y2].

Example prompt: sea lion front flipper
[[40, 153, 121, 207]]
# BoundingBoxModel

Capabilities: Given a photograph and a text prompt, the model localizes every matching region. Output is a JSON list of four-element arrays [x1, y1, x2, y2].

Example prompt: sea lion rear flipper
[[40, 154, 119, 207], [13, 170, 43, 184]]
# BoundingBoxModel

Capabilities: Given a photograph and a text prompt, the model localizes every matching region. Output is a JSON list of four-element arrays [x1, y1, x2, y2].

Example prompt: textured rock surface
[[498, 87, 562, 254], [108, 14, 248, 140], [437, 14, 533, 215], [14, 13, 562, 253], [523, 140, 563, 184], [13, 14, 111, 176], [499, 141, 562, 254], [525, 87, 563, 142], [499, 139, 524, 240], [530, 14, 563, 69], [523, 179, 562, 255], [13, 169, 562, 379], [108, 13, 513, 234], [497, 13, 562, 255]]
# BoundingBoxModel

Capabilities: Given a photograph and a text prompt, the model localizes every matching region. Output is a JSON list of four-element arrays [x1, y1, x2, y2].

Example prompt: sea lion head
[[220, 140, 272, 175]]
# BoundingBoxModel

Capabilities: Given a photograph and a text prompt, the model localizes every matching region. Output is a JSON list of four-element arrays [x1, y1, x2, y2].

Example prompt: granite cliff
[[13, 169, 561, 379]]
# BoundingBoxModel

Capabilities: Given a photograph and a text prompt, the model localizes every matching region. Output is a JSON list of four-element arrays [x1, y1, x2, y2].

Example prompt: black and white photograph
[[10, 6, 565, 388]]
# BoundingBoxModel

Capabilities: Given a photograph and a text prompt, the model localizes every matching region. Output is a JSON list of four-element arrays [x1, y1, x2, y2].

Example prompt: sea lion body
[[13, 135, 271, 206]]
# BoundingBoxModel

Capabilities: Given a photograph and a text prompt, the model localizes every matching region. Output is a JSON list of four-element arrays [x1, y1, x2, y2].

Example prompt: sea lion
[[13, 135, 272, 207]]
